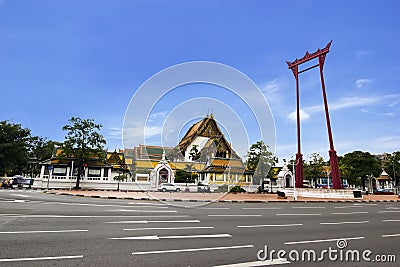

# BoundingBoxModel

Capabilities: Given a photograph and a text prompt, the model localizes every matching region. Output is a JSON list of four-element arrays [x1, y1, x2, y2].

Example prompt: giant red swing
[[286, 41, 343, 189]]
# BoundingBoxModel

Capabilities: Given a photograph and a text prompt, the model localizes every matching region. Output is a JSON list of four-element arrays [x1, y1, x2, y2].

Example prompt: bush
[[229, 185, 246, 193]]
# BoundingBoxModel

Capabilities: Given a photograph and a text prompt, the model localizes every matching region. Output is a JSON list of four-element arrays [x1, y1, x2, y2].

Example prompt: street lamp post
[[47, 165, 53, 190], [227, 165, 231, 193], [292, 158, 299, 200], [393, 160, 397, 186], [393, 159, 400, 192]]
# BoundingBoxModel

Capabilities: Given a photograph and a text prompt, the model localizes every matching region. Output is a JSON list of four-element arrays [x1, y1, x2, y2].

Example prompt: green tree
[[174, 169, 190, 183], [28, 137, 58, 160], [384, 151, 400, 186], [113, 174, 127, 191], [27, 137, 60, 177], [0, 120, 31, 176], [339, 151, 381, 189], [303, 153, 326, 188], [60, 117, 106, 189], [245, 140, 277, 185], [174, 164, 198, 184]]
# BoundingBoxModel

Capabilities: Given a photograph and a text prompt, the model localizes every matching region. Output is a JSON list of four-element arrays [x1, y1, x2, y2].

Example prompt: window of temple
[[88, 168, 101, 180]]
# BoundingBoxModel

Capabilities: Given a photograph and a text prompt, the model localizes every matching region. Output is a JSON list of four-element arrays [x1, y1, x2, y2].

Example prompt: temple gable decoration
[[177, 114, 240, 162]]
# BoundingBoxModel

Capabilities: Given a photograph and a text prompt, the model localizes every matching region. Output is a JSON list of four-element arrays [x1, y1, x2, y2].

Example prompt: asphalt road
[[0, 189, 399, 267]]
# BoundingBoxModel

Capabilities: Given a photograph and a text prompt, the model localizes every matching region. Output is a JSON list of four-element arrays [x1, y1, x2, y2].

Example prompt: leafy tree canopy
[[339, 151, 381, 187], [303, 153, 326, 180], [0, 120, 57, 177], [383, 151, 400, 186], [245, 140, 277, 184], [60, 117, 106, 188], [0, 120, 31, 176], [174, 167, 198, 183]]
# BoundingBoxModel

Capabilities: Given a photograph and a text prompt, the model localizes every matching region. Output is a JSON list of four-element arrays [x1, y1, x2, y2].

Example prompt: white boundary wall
[[284, 188, 360, 199]]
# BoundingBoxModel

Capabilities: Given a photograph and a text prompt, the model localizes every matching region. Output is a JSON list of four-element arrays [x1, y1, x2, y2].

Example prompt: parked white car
[[157, 183, 181, 192]]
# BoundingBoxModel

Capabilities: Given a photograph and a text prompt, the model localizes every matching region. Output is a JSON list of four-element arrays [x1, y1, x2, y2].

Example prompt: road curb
[[40, 191, 400, 203]]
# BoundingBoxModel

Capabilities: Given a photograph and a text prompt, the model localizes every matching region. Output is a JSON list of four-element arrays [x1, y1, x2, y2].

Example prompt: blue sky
[[0, 0, 399, 163]]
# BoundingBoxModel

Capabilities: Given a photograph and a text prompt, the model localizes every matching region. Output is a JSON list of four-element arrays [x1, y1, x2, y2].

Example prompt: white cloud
[[122, 123, 163, 147], [260, 78, 293, 119], [361, 109, 394, 117], [262, 79, 280, 93], [147, 111, 169, 122], [285, 94, 396, 122], [144, 126, 163, 137], [355, 78, 372, 88], [106, 127, 122, 138], [287, 109, 310, 121], [305, 95, 386, 114]]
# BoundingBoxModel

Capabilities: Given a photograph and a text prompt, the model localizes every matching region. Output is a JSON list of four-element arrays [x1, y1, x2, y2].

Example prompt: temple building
[[131, 114, 253, 189], [36, 114, 253, 190], [37, 148, 130, 189]]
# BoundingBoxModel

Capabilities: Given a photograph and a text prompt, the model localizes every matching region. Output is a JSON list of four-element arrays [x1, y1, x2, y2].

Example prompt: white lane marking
[[123, 226, 213, 231], [10, 194, 30, 198], [320, 221, 369, 225], [111, 233, 231, 240], [105, 209, 177, 213], [332, 212, 368, 215], [386, 207, 400, 210], [382, 233, 400, 238], [0, 255, 83, 262], [238, 224, 303, 228], [127, 202, 165, 206], [132, 245, 254, 255], [214, 259, 290, 267], [334, 206, 364, 209], [383, 219, 400, 222], [379, 211, 400, 213], [276, 213, 321, 216], [5, 200, 27, 203], [199, 207, 230, 210], [105, 220, 200, 224], [242, 207, 282, 210], [45, 201, 168, 208], [292, 206, 325, 209], [0, 214, 188, 218], [284, 236, 364, 245], [208, 215, 262, 217], [0, 230, 88, 234]]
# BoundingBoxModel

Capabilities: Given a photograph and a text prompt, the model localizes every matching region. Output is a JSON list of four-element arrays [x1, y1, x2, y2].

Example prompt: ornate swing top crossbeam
[[286, 40, 332, 72]]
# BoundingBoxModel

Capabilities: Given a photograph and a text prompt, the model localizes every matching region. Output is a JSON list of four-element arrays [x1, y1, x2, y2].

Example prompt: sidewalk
[[46, 189, 400, 203]]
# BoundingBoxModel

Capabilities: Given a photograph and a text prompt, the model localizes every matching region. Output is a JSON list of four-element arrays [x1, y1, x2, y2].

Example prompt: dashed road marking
[[111, 233, 231, 240], [131, 244, 254, 255]]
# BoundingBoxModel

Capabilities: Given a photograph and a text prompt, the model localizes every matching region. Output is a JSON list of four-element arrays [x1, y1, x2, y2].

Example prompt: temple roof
[[177, 114, 240, 159], [377, 169, 391, 181], [134, 145, 174, 161]]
